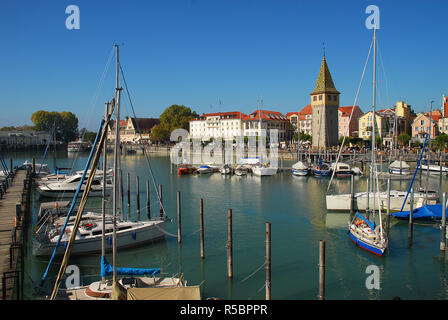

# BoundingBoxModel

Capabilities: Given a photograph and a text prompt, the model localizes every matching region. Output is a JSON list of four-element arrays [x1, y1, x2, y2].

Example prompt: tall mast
[[370, 27, 377, 222], [101, 101, 109, 284], [112, 44, 122, 284]]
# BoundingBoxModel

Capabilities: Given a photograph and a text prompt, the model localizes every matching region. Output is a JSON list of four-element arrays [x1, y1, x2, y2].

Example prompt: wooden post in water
[[386, 176, 391, 236], [127, 172, 130, 208], [119, 169, 124, 221], [441, 192, 446, 251], [32, 157, 35, 175], [440, 155, 443, 198], [349, 175, 354, 215], [136, 176, 140, 216], [408, 188, 414, 247], [146, 180, 150, 220], [177, 191, 182, 243], [200, 198, 205, 259], [318, 240, 325, 300], [159, 184, 163, 217], [227, 209, 233, 278], [265, 222, 271, 301]]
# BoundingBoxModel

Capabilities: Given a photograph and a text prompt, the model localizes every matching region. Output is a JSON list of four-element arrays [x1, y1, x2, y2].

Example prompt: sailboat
[[348, 27, 388, 256]]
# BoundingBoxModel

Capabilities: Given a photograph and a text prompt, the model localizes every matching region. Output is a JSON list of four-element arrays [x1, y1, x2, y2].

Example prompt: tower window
[[319, 95, 323, 101], [313, 96, 317, 101]]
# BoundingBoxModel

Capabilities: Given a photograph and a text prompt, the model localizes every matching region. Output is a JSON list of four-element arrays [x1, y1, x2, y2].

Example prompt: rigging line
[[119, 64, 169, 219], [240, 262, 266, 284], [327, 36, 374, 194]]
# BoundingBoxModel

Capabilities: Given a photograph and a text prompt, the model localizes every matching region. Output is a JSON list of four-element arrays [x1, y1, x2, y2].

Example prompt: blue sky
[[1, 0, 447, 131]]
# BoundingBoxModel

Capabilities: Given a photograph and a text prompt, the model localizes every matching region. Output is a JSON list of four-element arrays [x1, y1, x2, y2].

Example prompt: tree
[[397, 133, 411, 146], [338, 136, 352, 146], [150, 105, 198, 142], [434, 133, 448, 150], [31, 110, 78, 143]]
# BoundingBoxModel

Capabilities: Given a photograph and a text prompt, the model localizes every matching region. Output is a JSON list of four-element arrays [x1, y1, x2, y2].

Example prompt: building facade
[[411, 112, 439, 142], [189, 111, 246, 141], [310, 55, 340, 149], [242, 110, 291, 142], [338, 105, 363, 138], [108, 117, 160, 143]]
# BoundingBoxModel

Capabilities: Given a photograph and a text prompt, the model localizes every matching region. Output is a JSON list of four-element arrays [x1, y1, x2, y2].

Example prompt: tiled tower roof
[[310, 55, 340, 95]]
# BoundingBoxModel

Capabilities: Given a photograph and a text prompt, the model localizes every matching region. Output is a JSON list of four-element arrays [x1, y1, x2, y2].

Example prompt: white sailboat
[[389, 160, 411, 175], [291, 161, 309, 176]]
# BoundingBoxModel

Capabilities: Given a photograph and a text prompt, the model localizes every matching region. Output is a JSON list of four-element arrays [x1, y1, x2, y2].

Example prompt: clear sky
[[1, 0, 447, 131]]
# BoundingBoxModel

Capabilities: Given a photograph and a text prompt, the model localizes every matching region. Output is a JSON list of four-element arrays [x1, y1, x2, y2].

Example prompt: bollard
[[318, 240, 325, 300]]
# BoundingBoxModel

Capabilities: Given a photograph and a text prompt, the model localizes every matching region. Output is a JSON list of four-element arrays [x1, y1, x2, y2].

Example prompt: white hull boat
[[291, 161, 309, 176], [34, 218, 167, 256], [389, 160, 411, 175], [252, 165, 277, 176], [196, 165, 213, 174], [326, 190, 438, 212]]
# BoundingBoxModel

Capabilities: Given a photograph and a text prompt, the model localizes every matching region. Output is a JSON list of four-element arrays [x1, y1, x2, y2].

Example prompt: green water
[[7, 150, 448, 300]]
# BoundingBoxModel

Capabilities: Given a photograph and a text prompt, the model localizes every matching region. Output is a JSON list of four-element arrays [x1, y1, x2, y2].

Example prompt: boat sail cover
[[101, 256, 160, 277], [389, 160, 410, 169], [356, 212, 376, 230], [391, 204, 444, 220]]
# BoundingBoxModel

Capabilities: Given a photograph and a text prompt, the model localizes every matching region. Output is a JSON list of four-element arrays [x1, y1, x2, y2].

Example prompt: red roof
[[190, 111, 246, 121], [241, 110, 289, 122], [339, 105, 362, 117], [298, 105, 312, 120], [285, 112, 299, 118], [426, 110, 442, 122]]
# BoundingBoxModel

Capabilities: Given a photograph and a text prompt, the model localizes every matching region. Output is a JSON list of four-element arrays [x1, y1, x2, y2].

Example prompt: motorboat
[[195, 165, 214, 174], [291, 161, 309, 176], [419, 160, 448, 175], [177, 164, 194, 175], [330, 162, 352, 178], [20, 160, 50, 175], [67, 139, 92, 152], [252, 163, 277, 176], [219, 164, 233, 175], [234, 165, 248, 176], [36, 172, 113, 198], [389, 160, 411, 175], [37, 169, 112, 184]]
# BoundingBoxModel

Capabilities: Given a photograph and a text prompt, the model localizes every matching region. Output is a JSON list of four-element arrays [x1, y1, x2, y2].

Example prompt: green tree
[[338, 136, 352, 146], [150, 105, 198, 142], [434, 133, 448, 150], [31, 110, 78, 143], [397, 133, 411, 146]]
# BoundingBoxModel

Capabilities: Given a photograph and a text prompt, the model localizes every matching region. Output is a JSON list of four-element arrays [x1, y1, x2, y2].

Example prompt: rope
[[240, 262, 266, 283], [327, 34, 374, 194]]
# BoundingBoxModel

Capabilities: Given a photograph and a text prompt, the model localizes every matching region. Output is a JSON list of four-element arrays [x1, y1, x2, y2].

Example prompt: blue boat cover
[[391, 204, 444, 220], [101, 256, 160, 277], [356, 212, 376, 230]]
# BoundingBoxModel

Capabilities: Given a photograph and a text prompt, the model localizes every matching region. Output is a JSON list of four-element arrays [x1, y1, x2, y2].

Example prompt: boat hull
[[252, 167, 277, 176], [33, 220, 167, 256], [348, 228, 385, 256]]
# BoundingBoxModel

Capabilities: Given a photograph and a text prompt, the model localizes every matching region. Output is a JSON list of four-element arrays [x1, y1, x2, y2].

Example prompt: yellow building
[[358, 111, 388, 140], [395, 101, 414, 135]]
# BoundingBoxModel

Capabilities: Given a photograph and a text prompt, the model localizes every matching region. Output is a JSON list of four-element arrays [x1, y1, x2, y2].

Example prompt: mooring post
[[266, 222, 271, 301], [32, 157, 35, 175], [159, 184, 163, 217], [119, 169, 124, 221], [408, 188, 414, 247], [136, 176, 140, 216], [227, 209, 233, 278], [318, 240, 325, 300], [441, 192, 446, 251], [177, 191, 182, 244], [440, 155, 443, 199], [127, 172, 130, 208], [386, 176, 391, 235], [350, 175, 354, 215], [146, 180, 150, 220], [200, 198, 205, 259]]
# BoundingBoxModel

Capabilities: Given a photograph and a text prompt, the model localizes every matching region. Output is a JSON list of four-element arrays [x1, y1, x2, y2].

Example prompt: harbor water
[[9, 150, 448, 300]]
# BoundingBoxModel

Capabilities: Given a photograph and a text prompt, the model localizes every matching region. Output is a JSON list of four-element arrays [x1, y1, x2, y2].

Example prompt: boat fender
[[108, 236, 112, 245], [132, 231, 136, 240]]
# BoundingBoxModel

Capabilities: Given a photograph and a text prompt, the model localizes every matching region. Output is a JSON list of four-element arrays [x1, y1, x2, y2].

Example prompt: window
[[319, 95, 322, 101], [313, 96, 317, 101]]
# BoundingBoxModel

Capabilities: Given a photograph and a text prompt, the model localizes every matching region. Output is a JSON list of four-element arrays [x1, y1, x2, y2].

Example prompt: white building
[[189, 112, 246, 141]]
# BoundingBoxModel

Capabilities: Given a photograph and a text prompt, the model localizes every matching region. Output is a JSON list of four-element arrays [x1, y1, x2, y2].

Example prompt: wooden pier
[[0, 169, 32, 300]]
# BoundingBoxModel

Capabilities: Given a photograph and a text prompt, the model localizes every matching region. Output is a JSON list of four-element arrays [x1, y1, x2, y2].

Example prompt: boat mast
[[101, 101, 110, 284], [112, 44, 122, 284], [370, 26, 377, 224], [426, 100, 433, 202]]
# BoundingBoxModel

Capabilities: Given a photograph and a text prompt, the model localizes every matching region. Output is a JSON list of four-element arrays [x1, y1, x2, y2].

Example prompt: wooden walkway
[[0, 170, 30, 300]]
